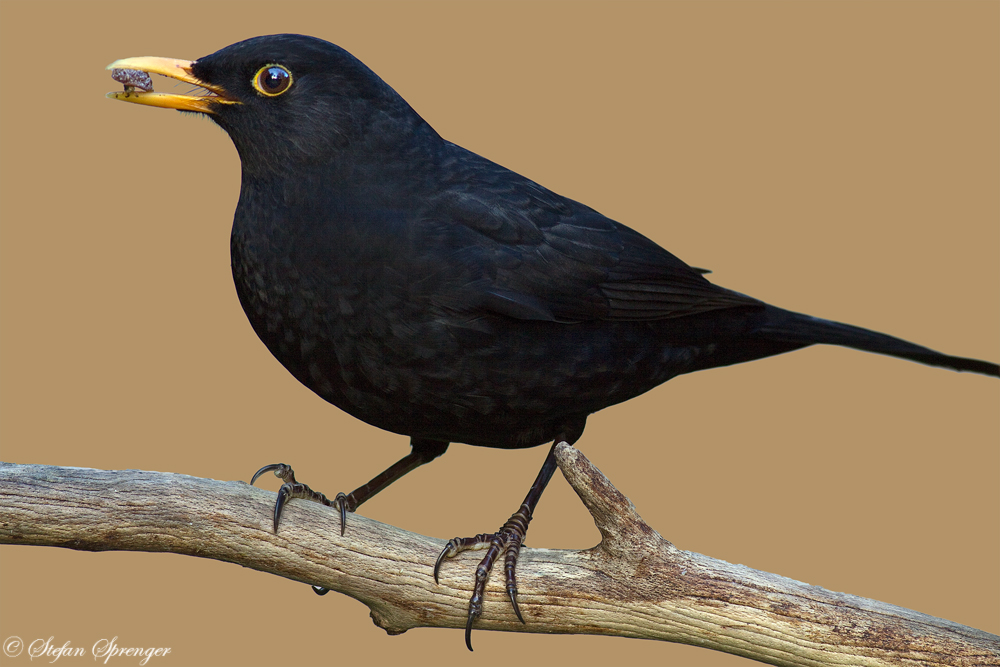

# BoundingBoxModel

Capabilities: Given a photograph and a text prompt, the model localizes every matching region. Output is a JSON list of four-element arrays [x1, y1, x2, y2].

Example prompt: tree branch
[[0, 445, 996, 666]]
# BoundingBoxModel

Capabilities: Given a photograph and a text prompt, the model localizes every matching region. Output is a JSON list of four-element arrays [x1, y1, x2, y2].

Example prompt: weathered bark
[[0, 444, 996, 666]]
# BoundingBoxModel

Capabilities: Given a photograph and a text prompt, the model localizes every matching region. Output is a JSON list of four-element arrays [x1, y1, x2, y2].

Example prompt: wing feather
[[418, 146, 762, 323]]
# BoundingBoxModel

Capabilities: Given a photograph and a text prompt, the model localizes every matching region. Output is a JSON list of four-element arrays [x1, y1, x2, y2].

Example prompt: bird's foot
[[250, 463, 351, 536], [434, 502, 532, 651]]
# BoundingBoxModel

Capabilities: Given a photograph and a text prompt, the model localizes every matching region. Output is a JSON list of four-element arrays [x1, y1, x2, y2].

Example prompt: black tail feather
[[758, 307, 999, 377]]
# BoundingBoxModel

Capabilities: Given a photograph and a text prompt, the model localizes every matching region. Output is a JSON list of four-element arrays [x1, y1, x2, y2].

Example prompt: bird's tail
[[757, 307, 999, 377]]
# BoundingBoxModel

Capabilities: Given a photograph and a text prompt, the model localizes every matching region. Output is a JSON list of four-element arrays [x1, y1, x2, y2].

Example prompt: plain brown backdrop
[[1, 2, 997, 666]]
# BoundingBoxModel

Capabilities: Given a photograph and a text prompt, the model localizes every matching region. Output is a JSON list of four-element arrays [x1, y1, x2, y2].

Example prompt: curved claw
[[273, 485, 290, 532], [433, 551, 445, 584], [465, 611, 475, 651], [312, 586, 330, 596], [505, 541, 524, 623], [335, 492, 349, 536], [508, 587, 524, 624], [250, 462, 286, 486], [433, 539, 457, 584]]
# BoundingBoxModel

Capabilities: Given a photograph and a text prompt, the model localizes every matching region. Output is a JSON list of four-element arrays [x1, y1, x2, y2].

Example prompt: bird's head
[[107, 34, 430, 177]]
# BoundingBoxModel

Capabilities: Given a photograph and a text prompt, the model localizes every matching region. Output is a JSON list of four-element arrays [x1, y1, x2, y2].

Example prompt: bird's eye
[[253, 65, 292, 97]]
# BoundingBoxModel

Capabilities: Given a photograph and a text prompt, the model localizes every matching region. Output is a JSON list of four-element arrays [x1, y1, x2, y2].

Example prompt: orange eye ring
[[253, 64, 293, 97]]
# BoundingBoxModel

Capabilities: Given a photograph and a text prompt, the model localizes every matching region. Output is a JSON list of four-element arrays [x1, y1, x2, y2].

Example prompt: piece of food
[[111, 68, 153, 93]]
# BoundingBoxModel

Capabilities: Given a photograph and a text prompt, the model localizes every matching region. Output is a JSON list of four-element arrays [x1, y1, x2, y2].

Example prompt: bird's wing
[[419, 157, 761, 323]]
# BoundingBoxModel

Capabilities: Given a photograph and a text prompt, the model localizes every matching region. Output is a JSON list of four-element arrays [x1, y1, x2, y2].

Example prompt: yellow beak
[[105, 56, 239, 113]]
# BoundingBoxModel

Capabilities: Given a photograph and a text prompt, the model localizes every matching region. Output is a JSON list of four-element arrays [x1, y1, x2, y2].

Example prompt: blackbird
[[106, 34, 999, 649]]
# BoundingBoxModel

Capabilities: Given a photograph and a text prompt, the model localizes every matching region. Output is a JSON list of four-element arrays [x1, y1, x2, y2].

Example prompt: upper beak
[[105, 56, 239, 113]]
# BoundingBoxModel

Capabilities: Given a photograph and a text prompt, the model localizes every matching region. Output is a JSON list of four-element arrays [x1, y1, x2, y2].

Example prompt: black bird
[[106, 34, 999, 649]]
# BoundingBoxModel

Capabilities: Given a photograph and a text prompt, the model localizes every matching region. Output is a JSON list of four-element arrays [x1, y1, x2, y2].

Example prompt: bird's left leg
[[251, 438, 450, 595], [434, 440, 562, 651], [251, 437, 449, 535]]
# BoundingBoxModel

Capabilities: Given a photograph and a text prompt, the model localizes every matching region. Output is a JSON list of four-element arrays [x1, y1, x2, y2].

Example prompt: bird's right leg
[[251, 437, 449, 536], [433, 431, 579, 651]]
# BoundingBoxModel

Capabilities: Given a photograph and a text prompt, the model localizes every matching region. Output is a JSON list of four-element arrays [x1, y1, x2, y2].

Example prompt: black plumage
[[107, 34, 999, 648]]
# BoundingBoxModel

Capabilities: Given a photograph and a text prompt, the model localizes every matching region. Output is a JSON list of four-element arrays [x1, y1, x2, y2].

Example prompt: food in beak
[[111, 68, 154, 93]]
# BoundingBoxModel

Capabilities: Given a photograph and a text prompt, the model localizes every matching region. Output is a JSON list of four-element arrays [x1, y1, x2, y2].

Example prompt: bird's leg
[[434, 441, 560, 651], [250, 438, 449, 536], [251, 438, 448, 595]]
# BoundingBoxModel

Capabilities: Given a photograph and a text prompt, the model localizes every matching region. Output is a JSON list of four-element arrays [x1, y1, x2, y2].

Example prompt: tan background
[[1, 2, 997, 665]]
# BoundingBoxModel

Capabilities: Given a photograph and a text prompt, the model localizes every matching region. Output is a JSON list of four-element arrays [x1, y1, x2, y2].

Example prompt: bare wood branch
[[0, 446, 996, 667]]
